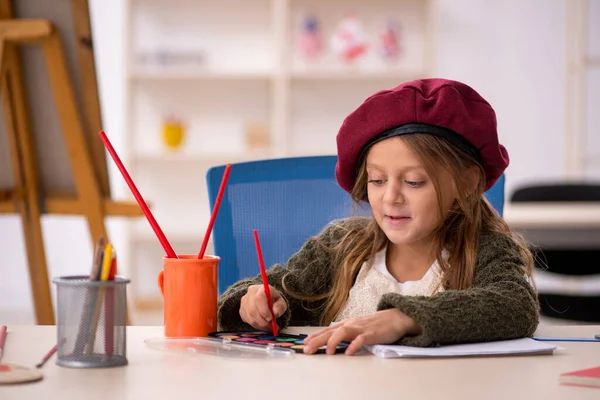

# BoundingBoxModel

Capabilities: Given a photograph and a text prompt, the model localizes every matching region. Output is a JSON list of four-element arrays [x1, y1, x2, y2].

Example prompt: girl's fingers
[[304, 322, 341, 343], [272, 298, 287, 317], [325, 326, 353, 355], [304, 325, 352, 355], [241, 303, 270, 330], [345, 334, 366, 356], [303, 333, 330, 354], [255, 289, 275, 322]]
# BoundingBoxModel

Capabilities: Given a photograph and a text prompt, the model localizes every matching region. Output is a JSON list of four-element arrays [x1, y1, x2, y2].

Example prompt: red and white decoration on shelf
[[330, 15, 368, 63]]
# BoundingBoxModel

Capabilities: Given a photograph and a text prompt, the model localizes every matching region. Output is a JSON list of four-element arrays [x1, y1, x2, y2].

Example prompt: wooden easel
[[0, 1, 142, 325]]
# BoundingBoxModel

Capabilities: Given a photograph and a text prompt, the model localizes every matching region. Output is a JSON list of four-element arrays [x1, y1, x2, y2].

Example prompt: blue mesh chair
[[207, 156, 505, 294], [485, 173, 505, 217]]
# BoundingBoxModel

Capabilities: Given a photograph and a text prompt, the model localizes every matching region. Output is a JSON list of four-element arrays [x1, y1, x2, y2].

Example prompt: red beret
[[335, 78, 509, 193]]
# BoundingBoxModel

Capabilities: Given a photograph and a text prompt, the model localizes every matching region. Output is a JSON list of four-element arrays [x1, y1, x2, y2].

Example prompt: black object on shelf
[[511, 183, 600, 202], [511, 183, 600, 323]]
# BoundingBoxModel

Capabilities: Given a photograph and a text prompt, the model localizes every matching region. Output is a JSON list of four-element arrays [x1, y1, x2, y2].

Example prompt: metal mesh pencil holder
[[53, 275, 130, 368]]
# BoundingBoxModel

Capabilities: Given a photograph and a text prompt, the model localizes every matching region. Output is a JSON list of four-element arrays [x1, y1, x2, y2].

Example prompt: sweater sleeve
[[217, 217, 369, 331], [376, 233, 540, 347]]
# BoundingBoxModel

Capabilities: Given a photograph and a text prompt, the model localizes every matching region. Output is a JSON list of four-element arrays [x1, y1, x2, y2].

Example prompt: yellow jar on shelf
[[162, 118, 185, 150]]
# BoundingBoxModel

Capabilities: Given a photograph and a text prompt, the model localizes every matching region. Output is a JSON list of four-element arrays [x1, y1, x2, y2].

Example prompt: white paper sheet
[[366, 338, 557, 359]]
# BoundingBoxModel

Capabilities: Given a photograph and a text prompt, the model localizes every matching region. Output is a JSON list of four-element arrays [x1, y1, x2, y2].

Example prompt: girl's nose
[[383, 182, 404, 205]]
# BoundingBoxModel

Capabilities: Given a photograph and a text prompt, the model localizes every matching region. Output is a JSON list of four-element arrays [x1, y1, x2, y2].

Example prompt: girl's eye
[[405, 180, 425, 188], [367, 179, 385, 185]]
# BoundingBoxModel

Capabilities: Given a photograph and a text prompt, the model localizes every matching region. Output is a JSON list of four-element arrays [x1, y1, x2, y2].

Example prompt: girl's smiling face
[[365, 136, 456, 247]]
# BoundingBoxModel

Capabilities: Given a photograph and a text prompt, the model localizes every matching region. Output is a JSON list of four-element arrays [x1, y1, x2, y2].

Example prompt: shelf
[[129, 66, 273, 80], [585, 156, 600, 166], [133, 149, 275, 164], [534, 269, 600, 296], [290, 67, 427, 81], [504, 202, 600, 229], [586, 57, 600, 67], [128, 66, 425, 81]]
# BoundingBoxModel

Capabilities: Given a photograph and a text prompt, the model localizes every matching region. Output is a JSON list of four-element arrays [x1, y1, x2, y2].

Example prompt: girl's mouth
[[385, 215, 410, 225]]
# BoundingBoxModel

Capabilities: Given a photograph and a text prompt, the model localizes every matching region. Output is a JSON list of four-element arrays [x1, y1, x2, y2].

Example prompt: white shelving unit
[[122, 0, 434, 309], [564, 0, 600, 178]]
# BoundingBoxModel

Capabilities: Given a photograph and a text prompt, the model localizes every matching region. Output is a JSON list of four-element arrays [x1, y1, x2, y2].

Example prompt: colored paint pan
[[208, 330, 349, 354], [275, 338, 297, 342]]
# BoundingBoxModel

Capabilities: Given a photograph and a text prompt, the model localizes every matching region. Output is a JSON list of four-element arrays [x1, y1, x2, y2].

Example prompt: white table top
[[503, 202, 600, 229], [1, 325, 600, 400]]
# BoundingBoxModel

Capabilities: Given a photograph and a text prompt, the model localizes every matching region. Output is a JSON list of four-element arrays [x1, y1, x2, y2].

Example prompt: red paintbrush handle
[[198, 164, 232, 259], [253, 230, 278, 336], [98, 131, 177, 258], [35, 340, 62, 369], [0, 325, 7, 361]]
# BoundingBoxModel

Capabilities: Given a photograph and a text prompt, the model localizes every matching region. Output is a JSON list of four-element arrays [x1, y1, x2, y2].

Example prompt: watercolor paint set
[[208, 331, 349, 354], [145, 331, 350, 359], [145, 336, 294, 359]]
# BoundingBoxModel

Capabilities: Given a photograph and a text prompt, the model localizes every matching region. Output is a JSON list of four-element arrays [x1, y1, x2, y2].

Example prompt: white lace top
[[334, 248, 445, 322]]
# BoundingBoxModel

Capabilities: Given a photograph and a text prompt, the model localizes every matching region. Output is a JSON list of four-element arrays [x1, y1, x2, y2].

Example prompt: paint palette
[[145, 336, 295, 359], [0, 363, 43, 384], [208, 331, 350, 354]]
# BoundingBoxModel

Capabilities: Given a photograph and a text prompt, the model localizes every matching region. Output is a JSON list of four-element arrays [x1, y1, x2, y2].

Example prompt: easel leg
[[1, 41, 54, 325], [42, 31, 108, 246], [72, 0, 111, 199], [42, 31, 131, 324]]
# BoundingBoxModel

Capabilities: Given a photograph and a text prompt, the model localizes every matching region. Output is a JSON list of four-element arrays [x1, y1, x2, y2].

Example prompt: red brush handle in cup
[[198, 164, 231, 259], [98, 131, 177, 259]]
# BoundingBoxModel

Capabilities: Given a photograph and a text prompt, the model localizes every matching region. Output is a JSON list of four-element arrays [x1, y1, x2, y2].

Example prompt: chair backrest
[[207, 155, 505, 294], [485, 173, 505, 216]]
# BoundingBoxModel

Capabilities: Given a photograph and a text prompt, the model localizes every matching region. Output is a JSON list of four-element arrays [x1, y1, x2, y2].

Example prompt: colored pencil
[[105, 252, 117, 357]]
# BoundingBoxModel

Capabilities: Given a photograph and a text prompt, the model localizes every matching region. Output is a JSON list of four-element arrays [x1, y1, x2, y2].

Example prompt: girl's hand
[[240, 284, 287, 331], [303, 309, 421, 355]]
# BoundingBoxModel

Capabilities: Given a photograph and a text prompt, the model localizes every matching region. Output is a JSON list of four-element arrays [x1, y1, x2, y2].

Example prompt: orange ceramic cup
[[158, 255, 219, 337]]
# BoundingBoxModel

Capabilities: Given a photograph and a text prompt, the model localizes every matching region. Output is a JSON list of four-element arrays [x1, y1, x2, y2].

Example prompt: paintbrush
[[73, 237, 105, 355]]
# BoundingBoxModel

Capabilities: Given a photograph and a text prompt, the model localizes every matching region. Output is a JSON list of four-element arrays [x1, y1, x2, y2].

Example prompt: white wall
[[0, 0, 583, 323], [432, 0, 567, 196]]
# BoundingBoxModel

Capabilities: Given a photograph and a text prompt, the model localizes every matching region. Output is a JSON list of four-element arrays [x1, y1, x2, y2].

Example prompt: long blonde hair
[[285, 134, 534, 325]]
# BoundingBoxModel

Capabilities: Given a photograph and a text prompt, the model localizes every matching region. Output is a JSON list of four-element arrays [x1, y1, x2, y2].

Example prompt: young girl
[[217, 78, 539, 355]]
